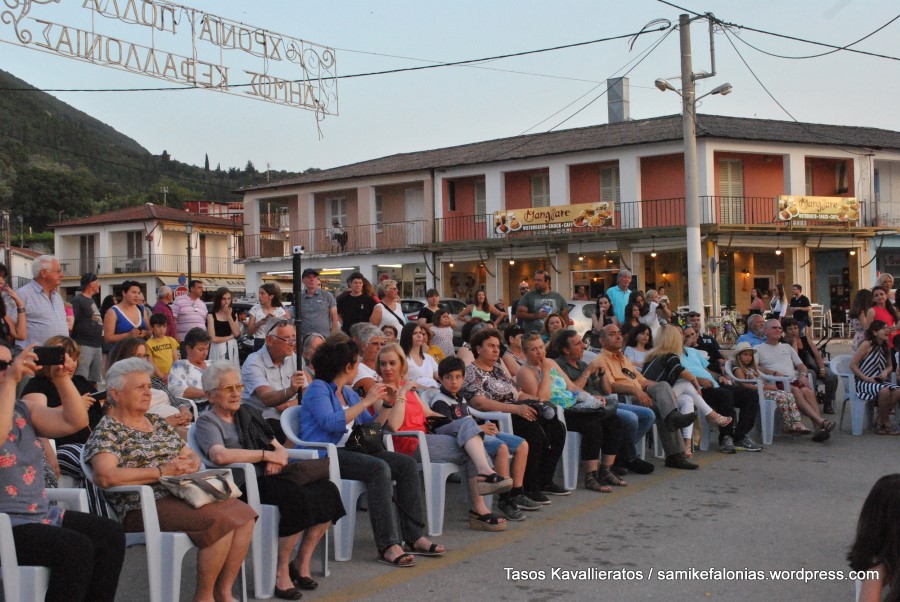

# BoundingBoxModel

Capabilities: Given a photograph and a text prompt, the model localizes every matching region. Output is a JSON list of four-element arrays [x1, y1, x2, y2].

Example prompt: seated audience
[[429, 309, 456, 359], [168, 327, 212, 406], [623, 324, 652, 372], [731, 342, 810, 435], [781, 317, 837, 414], [850, 320, 900, 436], [501, 324, 527, 377], [399, 323, 440, 389]]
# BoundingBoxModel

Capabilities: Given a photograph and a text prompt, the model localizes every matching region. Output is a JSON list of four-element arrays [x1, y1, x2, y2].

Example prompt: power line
[[0, 27, 668, 93]]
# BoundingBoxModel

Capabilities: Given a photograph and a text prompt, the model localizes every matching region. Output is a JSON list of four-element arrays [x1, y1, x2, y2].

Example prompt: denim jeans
[[336, 448, 427, 550], [616, 403, 655, 462]]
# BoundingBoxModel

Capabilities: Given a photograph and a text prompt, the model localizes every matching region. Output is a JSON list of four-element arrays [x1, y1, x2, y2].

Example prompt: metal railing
[[59, 255, 243, 278], [243, 220, 428, 259]]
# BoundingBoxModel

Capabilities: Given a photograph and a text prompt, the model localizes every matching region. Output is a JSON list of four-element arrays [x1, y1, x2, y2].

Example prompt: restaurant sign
[[777, 195, 859, 223], [493, 202, 613, 236]]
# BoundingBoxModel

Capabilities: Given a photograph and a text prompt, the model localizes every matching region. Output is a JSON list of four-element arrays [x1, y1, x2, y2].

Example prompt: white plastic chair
[[555, 406, 581, 491], [80, 449, 203, 602], [186, 426, 329, 599], [830, 354, 874, 436], [280, 406, 366, 562], [0, 489, 88, 602], [724, 359, 790, 445]]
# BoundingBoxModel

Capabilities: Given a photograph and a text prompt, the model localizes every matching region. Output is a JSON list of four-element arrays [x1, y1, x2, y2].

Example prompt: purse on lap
[[159, 468, 242, 508]]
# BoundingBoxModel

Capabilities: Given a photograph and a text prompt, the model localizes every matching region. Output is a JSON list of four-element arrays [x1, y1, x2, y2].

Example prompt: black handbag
[[569, 392, 619, 420], [273, 458, 331, 487], [344, 423, 386, 455]]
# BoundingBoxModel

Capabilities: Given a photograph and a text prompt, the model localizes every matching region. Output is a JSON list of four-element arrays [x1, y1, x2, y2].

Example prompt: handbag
[[514, 400, 557, 421], [344, 422, 386, 455], [570, 391, 619, 420], [273, 458, 330, 487], [425, 415, 452, 434], [159, 469, 242, 508]]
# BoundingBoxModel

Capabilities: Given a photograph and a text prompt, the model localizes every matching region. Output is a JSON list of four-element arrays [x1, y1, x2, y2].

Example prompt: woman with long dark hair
[[850, 320, 900, 435], [590, 294, 618, 348], [748, 288, 766, 316], [850, 288, 874, 351], [848, 474, 900, 601], [458, 290, 504, 328], [207, 287, 241, 365], [247, 283, 288, 351]]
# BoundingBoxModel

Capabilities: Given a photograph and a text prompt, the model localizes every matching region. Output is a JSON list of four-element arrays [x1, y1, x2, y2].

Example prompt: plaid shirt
[[16, 280, 67, 348]]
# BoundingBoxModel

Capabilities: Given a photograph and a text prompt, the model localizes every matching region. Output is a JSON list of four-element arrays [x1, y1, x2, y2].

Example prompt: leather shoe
[[610, 464, 629, 476], [274, 585, 303, 600], [664, 410, 697, 432], [625, 458, 655, 474], [664, 453, 699, 470]]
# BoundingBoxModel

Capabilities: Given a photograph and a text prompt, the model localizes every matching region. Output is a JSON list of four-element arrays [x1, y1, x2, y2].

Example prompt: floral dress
[[463, 361, 519, 404], [741, 366, 803, 429]]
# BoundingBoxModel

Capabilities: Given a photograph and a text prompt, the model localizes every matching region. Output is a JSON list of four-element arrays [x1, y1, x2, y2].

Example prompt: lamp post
[[185, 222, 193, 285], [655, 13, 732, 317]]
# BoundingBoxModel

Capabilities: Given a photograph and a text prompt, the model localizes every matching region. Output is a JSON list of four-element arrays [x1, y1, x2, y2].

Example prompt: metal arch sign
[[0, 0, 338, 115]]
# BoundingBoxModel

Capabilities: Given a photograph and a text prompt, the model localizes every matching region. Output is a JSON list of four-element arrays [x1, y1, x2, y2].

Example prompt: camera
[[292, 245, 305, 254], [34, 346, 65, 366]]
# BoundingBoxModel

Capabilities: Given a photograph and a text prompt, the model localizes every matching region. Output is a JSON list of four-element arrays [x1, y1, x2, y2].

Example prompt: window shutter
[[718, 159, 744, 224], [475, 181, 487, 222], [600, 166, 621, 203], [531, 174, 550, 208]]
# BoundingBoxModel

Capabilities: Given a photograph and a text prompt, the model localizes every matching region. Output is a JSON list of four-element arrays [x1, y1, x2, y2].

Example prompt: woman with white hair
[[85, 357, 257, 602], [195, 361, 345, 598], [369, 279, 405, 333]]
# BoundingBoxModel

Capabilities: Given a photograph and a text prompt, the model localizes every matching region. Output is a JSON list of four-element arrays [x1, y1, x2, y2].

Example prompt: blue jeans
[[483, 431, 524, 456], [616, 403, 655, 463], [336, 448, 426, 550]]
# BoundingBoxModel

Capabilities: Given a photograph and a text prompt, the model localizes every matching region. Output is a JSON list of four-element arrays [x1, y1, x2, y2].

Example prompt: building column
[[697, 140, 716, 222], [357, 186, 376, 250], [619, 153, 641, 228], [782, 152, 806, 195], [484, 168, 505, 216], [549, 162, 570, 205]]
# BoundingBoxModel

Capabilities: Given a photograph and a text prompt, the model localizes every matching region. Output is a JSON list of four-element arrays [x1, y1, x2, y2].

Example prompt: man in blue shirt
[[607, 269, 633, 324], [681, 326, 762, 454], [736, 313, 767, 347]]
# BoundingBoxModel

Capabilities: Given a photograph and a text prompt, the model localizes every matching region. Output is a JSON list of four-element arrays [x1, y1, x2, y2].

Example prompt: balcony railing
[[433, 196, 870, 243], [243, 220, 428, 259], [60, 254, 243, 278]]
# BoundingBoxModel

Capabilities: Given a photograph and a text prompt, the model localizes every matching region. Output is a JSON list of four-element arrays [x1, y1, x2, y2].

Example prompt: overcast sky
[[2, 0, 898, 178]]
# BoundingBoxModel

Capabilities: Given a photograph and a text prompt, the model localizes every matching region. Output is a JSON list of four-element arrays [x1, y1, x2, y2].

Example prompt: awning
[[164, 277, 246, 291]]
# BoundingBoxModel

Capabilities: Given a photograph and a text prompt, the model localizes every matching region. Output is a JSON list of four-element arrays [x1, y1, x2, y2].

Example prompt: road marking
[[318, 452, 724, 601]]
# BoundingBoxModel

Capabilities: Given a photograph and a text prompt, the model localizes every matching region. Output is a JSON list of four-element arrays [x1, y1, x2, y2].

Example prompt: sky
[[2, 0, 899, 179]]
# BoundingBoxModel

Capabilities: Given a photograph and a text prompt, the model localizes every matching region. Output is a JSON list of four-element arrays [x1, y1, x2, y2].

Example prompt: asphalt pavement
[[115, 337, 890, 602]]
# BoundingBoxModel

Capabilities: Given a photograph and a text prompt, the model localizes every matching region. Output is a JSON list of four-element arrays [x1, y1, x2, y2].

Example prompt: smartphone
[[34, 346, 65, 366], [89, 390, 108, 402]]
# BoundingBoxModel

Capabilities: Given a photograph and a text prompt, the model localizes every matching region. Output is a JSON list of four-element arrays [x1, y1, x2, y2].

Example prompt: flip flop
[[377, 548, 416, 568], [403, 541, 446, 557]]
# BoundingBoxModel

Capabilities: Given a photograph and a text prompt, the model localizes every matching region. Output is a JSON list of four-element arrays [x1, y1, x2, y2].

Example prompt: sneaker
[[510, 493, 542, 511], [734, 436, 763, 452], [720, 435, 736, 454], [498, 499, 526, 521], [524, 490, 551, 505], [540, 482, 571, 496]]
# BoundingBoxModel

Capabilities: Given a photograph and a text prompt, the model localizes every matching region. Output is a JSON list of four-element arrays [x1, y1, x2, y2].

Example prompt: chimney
[[607, 77, 630, 123]]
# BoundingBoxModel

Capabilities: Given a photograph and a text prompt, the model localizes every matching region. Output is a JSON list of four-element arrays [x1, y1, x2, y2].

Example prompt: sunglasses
[[0, 359, 9, 371], [622, 368, 637, 380]]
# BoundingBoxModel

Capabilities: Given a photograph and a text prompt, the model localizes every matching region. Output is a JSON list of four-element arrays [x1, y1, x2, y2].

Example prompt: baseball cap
[[301, 268, 320, 278], [80, 272, 98, 289]]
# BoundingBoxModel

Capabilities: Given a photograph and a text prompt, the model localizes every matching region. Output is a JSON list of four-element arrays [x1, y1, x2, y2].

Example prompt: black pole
[[292, 248, 303, 376]]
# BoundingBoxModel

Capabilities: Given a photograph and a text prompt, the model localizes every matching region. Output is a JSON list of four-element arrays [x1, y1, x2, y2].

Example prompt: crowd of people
[[1, 257, 898, 600]]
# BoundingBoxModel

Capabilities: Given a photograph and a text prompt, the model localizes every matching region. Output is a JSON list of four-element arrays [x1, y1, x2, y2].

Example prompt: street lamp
[[655, 14, 733, 317], [185, 222, 193, 285]]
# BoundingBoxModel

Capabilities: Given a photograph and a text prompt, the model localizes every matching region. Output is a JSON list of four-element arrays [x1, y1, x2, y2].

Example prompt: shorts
[[483, 431, 524, 456]]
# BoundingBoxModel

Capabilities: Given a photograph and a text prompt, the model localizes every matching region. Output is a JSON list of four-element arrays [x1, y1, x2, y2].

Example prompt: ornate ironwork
[[1, 0, 59, 44]]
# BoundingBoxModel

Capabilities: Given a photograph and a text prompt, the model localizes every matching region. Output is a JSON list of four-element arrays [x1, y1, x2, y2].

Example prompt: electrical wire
[[0, 26, 668, 93]]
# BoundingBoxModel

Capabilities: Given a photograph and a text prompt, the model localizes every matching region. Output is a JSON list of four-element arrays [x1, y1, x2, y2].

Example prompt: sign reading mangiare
[[493, 201, 613, 236], [777, 195, 859, 223], [1, 0, 337, 114]]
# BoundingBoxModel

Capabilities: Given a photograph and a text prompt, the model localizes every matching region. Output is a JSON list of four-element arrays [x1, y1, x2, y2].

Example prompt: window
[[448, 181, 457, 212], [718, 159, 744, 224], [79, 235, 95, 273], [327, 197, 348, 226], [599, 166, 621, 203], [375, 194, 384, 232], [126, 231, 143, 258], [805, 162, 813, 195], [475, 181, 486, 223], [531, 174, 550, 208]]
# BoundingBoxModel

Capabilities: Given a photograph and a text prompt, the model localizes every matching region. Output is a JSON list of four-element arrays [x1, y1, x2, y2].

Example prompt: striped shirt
[[16, 280, 67, 348], [171, 295, 208, 341]]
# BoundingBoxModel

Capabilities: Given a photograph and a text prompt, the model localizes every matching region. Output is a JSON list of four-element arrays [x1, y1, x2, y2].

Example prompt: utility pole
[[160, 185, 169, 206], [680, 13, 704, 318], [18, 216, 23, 249]]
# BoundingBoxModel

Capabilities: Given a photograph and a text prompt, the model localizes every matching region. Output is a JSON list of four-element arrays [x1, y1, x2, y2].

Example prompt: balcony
[[59, 254, 243, 278], [243, 220, 428, 260]]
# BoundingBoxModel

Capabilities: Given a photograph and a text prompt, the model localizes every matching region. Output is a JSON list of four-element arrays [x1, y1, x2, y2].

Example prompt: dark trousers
[[511, 414, 566, 492], [564, 410, 623, 461], [12, 510, 125, 602], [701, 384, 759, 443]]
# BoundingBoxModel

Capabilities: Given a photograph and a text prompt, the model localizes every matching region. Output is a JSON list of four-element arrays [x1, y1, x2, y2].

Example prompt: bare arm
[[850, 342, 875, 382], [252, 371, 307, 408], [91, 444, 201, 489], [369, 305, 383, 326], [26, 356, 88, 439]]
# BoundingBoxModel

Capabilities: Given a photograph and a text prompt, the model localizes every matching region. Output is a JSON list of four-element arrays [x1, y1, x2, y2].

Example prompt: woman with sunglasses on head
[[370, 279, 405, 334], [247, 283, 289, 352]]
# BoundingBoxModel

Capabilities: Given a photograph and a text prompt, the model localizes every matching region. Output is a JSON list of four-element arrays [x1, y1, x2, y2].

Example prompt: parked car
[[567, 300, 596, 343], [401, 298, 467, 346]]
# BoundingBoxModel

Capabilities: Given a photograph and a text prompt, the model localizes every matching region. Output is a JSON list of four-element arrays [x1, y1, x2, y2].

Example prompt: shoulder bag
[[159, 468, 242, 508], [344, 422, 386, 455]]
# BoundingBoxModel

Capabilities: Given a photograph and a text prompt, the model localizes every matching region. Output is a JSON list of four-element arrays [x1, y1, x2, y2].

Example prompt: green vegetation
[[0, 68, 310, 232]]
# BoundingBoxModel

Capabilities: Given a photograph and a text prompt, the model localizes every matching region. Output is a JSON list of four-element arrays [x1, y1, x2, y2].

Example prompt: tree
[[12, 166, 94, 231], [244, 160, 256, 174], [204, 153, 210, 171]]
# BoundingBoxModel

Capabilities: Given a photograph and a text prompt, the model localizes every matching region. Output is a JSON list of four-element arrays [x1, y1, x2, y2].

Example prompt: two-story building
[[239, 113, 900, 324], [54, 203, 245, 301]]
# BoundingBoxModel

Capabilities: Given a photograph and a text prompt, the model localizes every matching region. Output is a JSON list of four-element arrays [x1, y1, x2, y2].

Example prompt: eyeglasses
[[368, 340, 387, 346], [216, 383, 245, 394], [0, 359, 9, 370], [271, 335, 297, 345], [622, 368, 637, 380]]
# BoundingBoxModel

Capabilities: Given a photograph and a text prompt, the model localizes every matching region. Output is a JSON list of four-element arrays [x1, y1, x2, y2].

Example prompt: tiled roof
[[53, 203, 242, 228], [9, 246, 41, 259], [241, 113, 900, 192]]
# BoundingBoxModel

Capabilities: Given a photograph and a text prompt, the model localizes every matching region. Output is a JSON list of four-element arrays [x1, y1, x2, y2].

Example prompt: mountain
[[0, 68, 308, 232]]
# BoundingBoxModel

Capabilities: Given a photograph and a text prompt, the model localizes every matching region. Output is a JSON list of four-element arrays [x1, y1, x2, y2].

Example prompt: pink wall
[[442, 178, 476, 215], [505, 169, 547, 210], [807, 158, 855, 196], [569, 161, 618, 204], [714, 152, 783, 198], [640, 154, 685, 200]]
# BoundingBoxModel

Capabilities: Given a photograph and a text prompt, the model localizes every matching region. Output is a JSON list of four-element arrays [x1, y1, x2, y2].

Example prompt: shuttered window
[[475, 181, 486, 222], [718, 159, 744, 224], [600, 165, 621, 203], [531, 174, 550, 207]]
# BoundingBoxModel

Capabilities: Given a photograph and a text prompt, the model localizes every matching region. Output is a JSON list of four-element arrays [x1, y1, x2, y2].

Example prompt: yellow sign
[[777, 195, 859, 222], [493, 202, 613, 235]]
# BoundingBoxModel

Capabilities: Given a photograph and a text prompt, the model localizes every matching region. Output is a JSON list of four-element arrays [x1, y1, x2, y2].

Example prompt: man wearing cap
[[171, 279, 207, 342], [71, 273, 104, 385], [299, 268, 339, 339], [152, 286, 177, 339]]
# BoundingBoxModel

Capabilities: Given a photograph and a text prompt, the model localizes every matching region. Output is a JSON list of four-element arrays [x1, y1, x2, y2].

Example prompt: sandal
[[288, 563, 318, 590], [403, 540, 446, 557], [789, 424, 812, 435], [708, 412, 733, 428], [821, 420, 836, 433], [468, 510, 507, 532], [475, 473, 513, 496], [377, 547, 416, 568], [598, 466, 628, 487], [583, 471, 612, 493], [873, 423, 900, 436]]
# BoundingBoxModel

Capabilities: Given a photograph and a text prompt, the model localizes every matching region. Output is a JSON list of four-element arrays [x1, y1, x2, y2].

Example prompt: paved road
[[116, 338, 888, 602]]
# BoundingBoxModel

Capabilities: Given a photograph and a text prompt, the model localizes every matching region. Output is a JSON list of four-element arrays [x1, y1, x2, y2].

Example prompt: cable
[[0, 27, 668, 93]]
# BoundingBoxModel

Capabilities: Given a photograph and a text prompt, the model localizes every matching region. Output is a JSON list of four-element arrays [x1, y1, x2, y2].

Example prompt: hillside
[[0, 68, 308, 232]]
